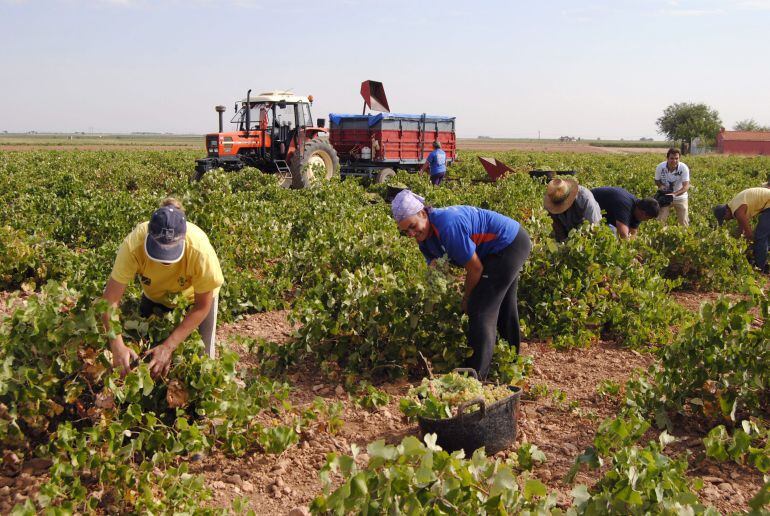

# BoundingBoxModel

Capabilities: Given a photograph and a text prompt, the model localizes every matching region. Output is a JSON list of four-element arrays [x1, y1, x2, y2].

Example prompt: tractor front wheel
[[290, 138, 340, 189]]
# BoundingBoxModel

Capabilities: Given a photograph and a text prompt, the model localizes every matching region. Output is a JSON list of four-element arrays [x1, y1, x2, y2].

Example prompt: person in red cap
[[101, 198, 224, 378]]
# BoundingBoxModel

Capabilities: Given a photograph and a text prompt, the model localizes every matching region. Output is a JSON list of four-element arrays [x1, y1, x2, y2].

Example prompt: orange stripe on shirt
[[471, 233, 497, 244]]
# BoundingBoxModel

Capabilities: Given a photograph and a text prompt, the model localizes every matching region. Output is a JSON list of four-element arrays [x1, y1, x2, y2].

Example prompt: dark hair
[[160, 197, 185, 213], [666, 147, 681, 158], [636, 198, 660, 218]]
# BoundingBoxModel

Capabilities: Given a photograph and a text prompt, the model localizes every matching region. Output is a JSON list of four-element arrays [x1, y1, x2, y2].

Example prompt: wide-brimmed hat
[[543, 178, 579, 214], [145, 206, 187, 263]]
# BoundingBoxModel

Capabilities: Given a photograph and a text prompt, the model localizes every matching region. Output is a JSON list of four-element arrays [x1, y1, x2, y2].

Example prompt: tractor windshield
[[231, 102, 300, 131], [231, 103, 273, 131]]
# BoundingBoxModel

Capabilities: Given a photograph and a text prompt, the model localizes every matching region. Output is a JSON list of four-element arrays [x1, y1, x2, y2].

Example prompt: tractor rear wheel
[[290, 138, 340, 189], [375, 168, 396, 184]]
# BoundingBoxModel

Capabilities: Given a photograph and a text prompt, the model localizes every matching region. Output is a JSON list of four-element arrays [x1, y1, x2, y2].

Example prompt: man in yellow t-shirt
[[713, 187, 770, 274], [102, 199, 224, 378]]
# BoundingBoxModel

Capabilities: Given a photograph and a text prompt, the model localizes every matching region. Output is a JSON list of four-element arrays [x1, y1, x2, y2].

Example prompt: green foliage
[[656, 102, 722, 147], [596, 379, 622, 400], [642, 224, 754, 291], [703, 421, 770, 473], [733, 119, 770, 132], [573, 440, 714, 515], [310, 434, 558, 515], [567, 416, 716, 515], [293, 264, 468, 377], [3, 148, 770, 512], [521, 224, 683, 349], [0, 282, 299, 512], [353, 382, 391, 411], [626, 292, 769, 428]]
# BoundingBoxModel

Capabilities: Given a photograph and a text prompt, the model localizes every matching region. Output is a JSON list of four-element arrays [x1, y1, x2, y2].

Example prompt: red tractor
[[194, 90, 339, 188]]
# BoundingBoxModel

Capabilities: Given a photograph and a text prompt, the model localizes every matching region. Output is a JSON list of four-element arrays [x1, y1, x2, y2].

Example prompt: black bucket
[[385, 184, 407, 202], [416, 369, 522, 455]]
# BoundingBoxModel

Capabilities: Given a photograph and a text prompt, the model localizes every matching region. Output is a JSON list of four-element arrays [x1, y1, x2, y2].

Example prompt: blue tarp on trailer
[[329, 113, 456, 127]]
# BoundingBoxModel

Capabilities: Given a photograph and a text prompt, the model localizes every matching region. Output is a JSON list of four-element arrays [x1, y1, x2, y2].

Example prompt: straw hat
[[543, 178, 580, 214]]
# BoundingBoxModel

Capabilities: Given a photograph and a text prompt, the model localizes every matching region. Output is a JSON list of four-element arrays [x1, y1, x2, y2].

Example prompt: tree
[[733, 118, 770, 132], [656, 103, 722, 152]]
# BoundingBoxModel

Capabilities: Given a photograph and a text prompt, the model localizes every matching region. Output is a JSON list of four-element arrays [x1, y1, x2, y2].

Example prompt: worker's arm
[[146, 291, 214, 378], [420, 153, 433, 174], [552, 217, 568, 242], [673, 180, 690, 197], [615, 221, 631, 240], [101, 278, 137, 376], [655, 179, 666, 190], [461, 253, 483, 313], [733, 204, 753, 240]]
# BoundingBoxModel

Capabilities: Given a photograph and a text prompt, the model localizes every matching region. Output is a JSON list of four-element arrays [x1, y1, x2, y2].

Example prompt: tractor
[[194, 90, 339, 188]]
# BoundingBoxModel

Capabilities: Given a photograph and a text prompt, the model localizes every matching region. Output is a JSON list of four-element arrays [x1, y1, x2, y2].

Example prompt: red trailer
[[329, 112, 456, 183]]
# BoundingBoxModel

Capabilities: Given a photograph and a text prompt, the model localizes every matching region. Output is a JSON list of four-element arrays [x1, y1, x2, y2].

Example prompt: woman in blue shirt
[[391, 190, 532, 379]]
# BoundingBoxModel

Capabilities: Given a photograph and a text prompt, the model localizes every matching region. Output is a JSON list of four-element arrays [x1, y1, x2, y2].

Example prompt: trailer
[[328, 112, 456, 183]]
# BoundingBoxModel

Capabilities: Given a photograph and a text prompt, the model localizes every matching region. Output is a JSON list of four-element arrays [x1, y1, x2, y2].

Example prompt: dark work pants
[[754, 209, 770, 272], [430, 173, 445, 186], [139, 295, 219, 358], [465, 228, 532, 380]]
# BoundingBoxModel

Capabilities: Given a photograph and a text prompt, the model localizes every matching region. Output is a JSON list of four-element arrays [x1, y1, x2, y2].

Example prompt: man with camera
[[654, 148, 690, 226]]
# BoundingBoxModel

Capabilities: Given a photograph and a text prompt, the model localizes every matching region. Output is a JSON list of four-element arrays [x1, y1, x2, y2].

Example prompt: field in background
[[0, 133, 672, 154], [0, 133, 200, 149]]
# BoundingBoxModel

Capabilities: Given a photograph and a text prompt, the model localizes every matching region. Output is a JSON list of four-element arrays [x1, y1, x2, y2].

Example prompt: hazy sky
[[2, 0, 769, 139]]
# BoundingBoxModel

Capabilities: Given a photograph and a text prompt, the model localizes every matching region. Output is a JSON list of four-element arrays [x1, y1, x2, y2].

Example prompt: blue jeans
[[753, 209, 770, 271]]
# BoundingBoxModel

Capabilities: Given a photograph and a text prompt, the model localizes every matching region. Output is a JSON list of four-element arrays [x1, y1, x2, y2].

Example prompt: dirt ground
[[456, 139, 664, 154], [192, 304, 763, 514], [0, 295, 764, 514], [0, 144, 196, 151]]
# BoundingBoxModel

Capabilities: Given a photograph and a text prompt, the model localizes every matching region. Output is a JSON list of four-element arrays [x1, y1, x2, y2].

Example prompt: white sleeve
[[681, 164, 690, 182], [654, 164, 662, 181]]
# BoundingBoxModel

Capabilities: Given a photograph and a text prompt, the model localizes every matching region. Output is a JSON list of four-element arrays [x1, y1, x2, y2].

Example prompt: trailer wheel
[[375, 168, 396, 184], [290, 138, 340, 189]]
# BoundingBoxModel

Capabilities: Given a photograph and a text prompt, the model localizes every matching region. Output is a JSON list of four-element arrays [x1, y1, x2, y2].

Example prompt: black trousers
[[139, 295, 173, 318], [465, 228, 532, 380]]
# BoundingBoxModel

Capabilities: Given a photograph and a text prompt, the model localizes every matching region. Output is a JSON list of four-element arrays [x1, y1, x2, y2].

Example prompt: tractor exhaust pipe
[[215, 105, 226, 133], [245, 89, 251, 137]]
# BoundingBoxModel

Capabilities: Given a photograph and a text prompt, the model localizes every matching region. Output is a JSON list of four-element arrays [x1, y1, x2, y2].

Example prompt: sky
[[1, 0, 769, 139]]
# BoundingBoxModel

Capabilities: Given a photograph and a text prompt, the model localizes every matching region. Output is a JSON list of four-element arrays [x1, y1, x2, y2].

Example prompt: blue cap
[[145, 206, 187, 263]]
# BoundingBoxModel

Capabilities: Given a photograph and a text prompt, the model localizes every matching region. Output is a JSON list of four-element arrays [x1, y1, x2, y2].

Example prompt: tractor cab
[[231, 91, 321, 156], [195, 90, 337, 188]]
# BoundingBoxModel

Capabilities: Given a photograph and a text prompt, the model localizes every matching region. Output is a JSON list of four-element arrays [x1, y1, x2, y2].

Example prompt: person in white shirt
[[654, 148, 690, 226]]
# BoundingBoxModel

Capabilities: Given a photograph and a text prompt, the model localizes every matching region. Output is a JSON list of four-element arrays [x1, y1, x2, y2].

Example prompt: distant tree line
[[656, 102, 769, 153], [732, 119, 770, 132]]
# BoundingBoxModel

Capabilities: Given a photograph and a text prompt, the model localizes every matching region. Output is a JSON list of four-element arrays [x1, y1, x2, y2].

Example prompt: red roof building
[[717, 128, 770, 155]]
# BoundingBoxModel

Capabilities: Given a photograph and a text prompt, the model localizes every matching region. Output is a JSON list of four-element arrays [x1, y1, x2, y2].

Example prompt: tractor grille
[[206, 136, 219, 157]]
